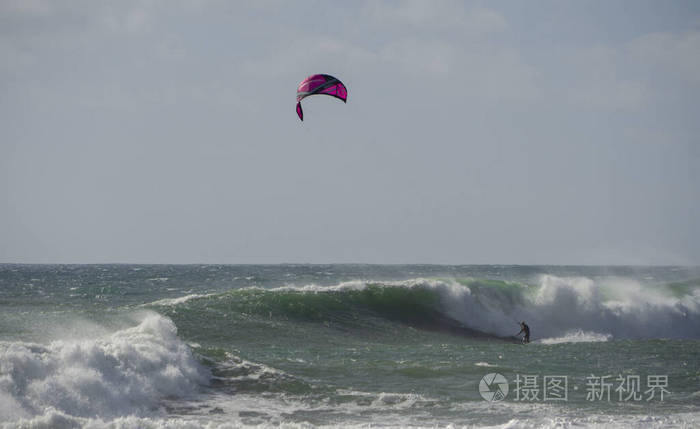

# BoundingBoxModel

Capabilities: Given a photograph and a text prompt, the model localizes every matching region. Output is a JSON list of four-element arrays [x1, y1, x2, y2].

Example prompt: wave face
[[152, 276, 700, 341], [0, 313, 209, 421]]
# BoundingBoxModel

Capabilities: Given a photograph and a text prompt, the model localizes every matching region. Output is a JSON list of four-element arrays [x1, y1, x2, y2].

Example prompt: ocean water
[[1, 264, 699, 428]]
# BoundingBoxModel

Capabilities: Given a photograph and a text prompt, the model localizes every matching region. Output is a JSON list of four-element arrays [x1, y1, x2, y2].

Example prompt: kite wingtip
[[296, 102, 303, 121]]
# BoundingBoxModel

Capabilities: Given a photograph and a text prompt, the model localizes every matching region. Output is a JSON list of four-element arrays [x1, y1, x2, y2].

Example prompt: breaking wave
[[148, 276, 700, 340], [0, 313, 209, 422], [443, 275, 700, 340]]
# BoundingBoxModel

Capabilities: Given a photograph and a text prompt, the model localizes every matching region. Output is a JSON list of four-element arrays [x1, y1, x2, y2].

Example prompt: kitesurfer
[[516, 321, 530, 344]]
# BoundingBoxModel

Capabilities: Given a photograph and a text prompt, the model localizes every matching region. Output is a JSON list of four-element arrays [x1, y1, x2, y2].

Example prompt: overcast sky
[[1, 1, 699, 265]]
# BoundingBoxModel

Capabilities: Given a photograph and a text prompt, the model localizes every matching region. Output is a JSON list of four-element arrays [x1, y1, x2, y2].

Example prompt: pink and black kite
[[296, 74, 347, 121]]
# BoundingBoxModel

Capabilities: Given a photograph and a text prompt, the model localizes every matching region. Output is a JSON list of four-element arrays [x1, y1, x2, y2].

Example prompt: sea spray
[[539, 330, 613, 344], [0, 313, 209, 421]]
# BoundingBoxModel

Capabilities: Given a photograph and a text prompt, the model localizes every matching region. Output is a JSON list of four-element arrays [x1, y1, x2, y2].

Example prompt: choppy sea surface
[[1, 264, 699, 428]]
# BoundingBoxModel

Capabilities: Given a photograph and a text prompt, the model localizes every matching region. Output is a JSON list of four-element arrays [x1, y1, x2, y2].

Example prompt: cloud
[[238, 2, 535, 106], [362, 1, 507, 37], [379, 38, 454, 77], [2, 2, 699, 264], [0, 0, 51, 15], [241, 35, 376, 79], [627, 30, 700, 87], [560, 44, 649, 111], [542, 29, 700, 112], [99, 2, 155, 35]]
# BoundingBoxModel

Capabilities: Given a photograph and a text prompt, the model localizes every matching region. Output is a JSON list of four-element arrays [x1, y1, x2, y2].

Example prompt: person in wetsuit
[[516, 321, 530, 344]]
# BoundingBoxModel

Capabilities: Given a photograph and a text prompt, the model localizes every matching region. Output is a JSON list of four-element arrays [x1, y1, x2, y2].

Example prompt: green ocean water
[[1, 264, 699, 428]]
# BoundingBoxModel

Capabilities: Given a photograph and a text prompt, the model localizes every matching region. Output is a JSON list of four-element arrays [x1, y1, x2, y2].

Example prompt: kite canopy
[[296, 74, 347, 121]]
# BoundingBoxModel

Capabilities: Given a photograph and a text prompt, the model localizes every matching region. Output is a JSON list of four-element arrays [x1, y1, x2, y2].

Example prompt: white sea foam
[[486, 413, 700, 429], [0, 313, 209, 423], [6, 388, 436, 428], [539, 330, 612, 344], [147, 293, 214, 307], [267, 278, 450, 294], [4, 389, 700, 429], [5, 409, 700, 429]]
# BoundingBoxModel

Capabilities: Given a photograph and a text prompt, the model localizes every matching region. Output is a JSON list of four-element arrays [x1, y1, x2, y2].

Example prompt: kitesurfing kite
[[296, 74, 347, 121]]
